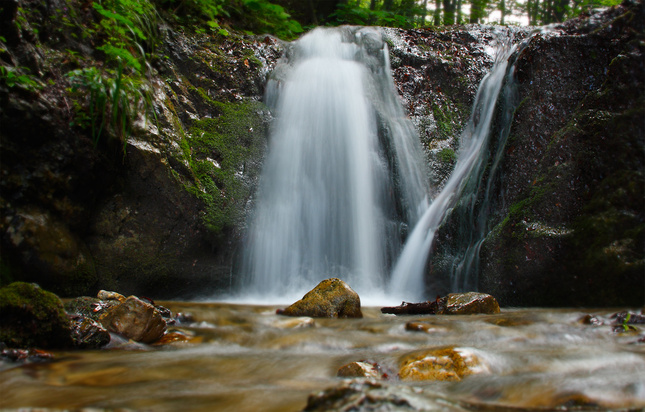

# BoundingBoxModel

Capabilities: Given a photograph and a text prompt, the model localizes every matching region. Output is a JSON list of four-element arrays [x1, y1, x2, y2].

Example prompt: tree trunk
[[443, 0, 456, 24], [500, 0, 506, 24], [421, 0, 428, 26], [434, 0, 442, 25]]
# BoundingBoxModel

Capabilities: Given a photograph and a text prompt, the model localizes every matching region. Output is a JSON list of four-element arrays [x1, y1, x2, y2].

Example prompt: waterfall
[[239, 27, 428, 303], [388, 34, 524, 302]]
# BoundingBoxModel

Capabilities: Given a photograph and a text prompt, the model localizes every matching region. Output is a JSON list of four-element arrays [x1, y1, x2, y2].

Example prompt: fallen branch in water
[[381, 296, 445, 315]]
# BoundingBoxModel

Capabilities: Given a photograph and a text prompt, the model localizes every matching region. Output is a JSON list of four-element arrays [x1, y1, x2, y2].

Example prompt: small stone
[[405, 321, 447, 333], [99, 296, 167, 344], [337, 361, 382, 379], [70, 317, 111, 349], [579, 314, 604, 326], [97, 290, 126, 302], [399, 347, 488, 382], [279, 278, 363, 318]]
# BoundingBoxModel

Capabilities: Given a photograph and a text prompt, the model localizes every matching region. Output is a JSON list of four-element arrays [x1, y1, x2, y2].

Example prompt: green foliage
[[93, 0, 160, 72], [155, 0, 226, 22], [330, 3, 414, 28], [0, 65, 42, 91], [225, 0, 303, 40], [67, 63, 154, 151]]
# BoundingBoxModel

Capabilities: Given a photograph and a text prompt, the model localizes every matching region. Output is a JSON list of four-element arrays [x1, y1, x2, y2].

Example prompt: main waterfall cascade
[[239, 27, 429, 303], [238, 25, 527, 303]]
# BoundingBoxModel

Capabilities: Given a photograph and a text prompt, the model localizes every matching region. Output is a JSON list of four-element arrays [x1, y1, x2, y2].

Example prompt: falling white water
[[388, 39, 520, 302], [239, 27, 428, 303]]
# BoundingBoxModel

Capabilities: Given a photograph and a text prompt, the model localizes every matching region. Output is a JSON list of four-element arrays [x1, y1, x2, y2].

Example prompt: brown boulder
[[443, 292, 500, 315], [99, 296, 167, 343], [279, 278, 362, 318]]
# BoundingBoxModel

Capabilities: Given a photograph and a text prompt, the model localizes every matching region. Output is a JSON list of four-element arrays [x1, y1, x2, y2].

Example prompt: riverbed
[[1, 303, 644, 411]]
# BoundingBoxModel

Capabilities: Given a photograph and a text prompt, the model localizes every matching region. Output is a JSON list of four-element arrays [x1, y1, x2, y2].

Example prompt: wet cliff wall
[[1, 0, 642, 305], [428, 0, 644, 306]]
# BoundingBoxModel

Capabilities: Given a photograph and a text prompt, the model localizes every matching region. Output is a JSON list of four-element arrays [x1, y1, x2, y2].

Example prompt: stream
[[1, 303, 644, 411]]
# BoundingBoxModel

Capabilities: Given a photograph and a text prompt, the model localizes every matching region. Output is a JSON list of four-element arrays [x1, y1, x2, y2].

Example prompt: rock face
[[0, 282, 73, 349], [99, 296, 167, 344], [0, 0, 282, 298], [428, 2, 645, 306], [279, 278, 363, 318]]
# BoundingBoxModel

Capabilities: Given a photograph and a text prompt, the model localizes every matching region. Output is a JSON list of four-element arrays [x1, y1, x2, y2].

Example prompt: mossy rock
[[0, 282, 73, 349], [279, 278, 363, 318]]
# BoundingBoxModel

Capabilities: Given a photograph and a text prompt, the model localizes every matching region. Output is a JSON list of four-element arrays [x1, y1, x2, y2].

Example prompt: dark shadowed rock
[[0, 282, 73, 349], [303, 380, 445, 411], [70, 317, 111, 349], [279, 278, 363, 318]]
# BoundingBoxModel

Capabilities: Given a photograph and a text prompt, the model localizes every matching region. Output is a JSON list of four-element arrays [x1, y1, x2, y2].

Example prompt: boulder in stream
[[278, 278, 363, 318], [0, 282, 73, 349], [99, 296, 167, 344]]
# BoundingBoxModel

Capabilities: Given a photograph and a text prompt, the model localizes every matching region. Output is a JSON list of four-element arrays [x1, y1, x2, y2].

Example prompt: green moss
[[0, 282, 73, 348], [437, 147, 456, 164], [432, 103, 458, 139], [182, 99, 267, 238]]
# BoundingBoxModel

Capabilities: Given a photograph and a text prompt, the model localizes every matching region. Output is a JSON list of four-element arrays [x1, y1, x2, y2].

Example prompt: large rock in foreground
[[0, 282, 73, 349], [99, 296, 167, 343], [279, 278, 363, 318], [398, 347, 488, 382]]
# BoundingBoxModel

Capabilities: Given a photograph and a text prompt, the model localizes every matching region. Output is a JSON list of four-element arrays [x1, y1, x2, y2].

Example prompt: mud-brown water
[[1, 303, 644, 411]]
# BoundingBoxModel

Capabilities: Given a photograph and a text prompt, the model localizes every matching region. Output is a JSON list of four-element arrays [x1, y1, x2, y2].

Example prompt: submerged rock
[[337, 361, 383, 379], [279, 278, 363, 318], [99, 296, 167, 344], [0, 282, 73, 349], [398, 347, 487, 382]]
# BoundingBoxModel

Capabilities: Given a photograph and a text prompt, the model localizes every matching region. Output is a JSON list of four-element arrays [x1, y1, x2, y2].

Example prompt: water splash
[[389, 33, 524, 302], [239, 27, 428, 302]]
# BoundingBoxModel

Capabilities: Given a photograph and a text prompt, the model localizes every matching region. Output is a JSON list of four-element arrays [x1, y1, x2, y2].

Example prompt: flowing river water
[[1, 303, 644, 411]]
